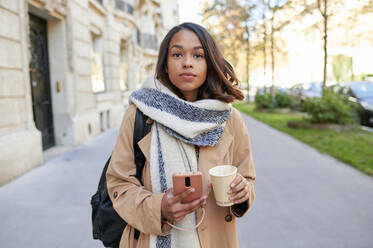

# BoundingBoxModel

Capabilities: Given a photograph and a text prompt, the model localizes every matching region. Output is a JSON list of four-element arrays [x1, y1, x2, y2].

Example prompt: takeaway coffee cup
[[208, 165, 237, 207]]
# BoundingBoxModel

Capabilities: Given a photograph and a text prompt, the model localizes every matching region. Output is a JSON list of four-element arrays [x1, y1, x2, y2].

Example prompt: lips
[[179, 72, 196, 81]]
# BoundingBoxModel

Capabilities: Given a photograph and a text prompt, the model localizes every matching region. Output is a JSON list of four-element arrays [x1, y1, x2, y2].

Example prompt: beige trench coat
[[106, 104, 256, 248]]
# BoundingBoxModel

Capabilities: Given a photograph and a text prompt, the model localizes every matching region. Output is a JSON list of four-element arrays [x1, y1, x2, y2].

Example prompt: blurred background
[[1, 0, 181, 185], [1, 1, 373, 247], [1, 0, 372, 185]]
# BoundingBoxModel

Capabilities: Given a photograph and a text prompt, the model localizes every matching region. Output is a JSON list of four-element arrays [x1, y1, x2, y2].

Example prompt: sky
[[178, 0, 203, 24]]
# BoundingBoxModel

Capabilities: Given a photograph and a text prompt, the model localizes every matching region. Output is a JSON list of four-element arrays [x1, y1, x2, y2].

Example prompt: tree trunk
[[271, 15, 275, 100], [350, 15, 358, 81], [263, 12, 267, 93], [246, 41, 250, 102], [246, 24, 251, 102], [351, 57, 355, 81], [322, 0, 328, 96]]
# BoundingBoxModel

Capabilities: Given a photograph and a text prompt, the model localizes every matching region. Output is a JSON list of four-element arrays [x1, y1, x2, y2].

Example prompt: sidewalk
[[237, 113, 373, 248], [0, 112, 372, 247], [0, 128, 118, 247]]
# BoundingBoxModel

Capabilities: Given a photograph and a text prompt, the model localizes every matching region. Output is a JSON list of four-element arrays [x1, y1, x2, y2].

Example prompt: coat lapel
[[138, 131, 152, 163]]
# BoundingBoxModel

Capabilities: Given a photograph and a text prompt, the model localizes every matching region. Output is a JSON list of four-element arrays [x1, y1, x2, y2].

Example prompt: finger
[[182, 196, 206, 213], [231, 182, 249, 202], [169, 194, 204, 216], [230, 174, 243, 188], [169, 187, 195, 204], [229, 174, 243, 192], [175, 216, 185, 222], [166, 204, 189, 222], [233, 192, 250, 204], [173, 196, 207, 222], [175, 204, 202, 220], [164, 190, 175, 207], [201, 195, 208, 207], [230, 187, 247, 201], [230, 179, 247, 194], [175, 196, 206, 219]]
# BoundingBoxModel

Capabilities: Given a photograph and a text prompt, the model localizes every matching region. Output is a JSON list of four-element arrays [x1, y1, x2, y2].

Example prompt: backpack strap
[[133, 108, 151, 185], [91, 108, 151, 245], [133, 108, 151, 240]]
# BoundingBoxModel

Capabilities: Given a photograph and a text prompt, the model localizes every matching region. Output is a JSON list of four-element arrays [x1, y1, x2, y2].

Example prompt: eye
[[172, 53, 182, 58], [194, 54, 204, 59]]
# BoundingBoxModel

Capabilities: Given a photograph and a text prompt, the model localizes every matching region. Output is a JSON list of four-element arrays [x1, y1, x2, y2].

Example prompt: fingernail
[[231, 183, 234, 187], [228, 190, 232, 194], [229, 197, 234, 200], [190, 188, 195, 192]]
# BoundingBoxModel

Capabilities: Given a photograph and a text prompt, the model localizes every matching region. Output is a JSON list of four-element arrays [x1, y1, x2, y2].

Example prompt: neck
[[183, 92, 198, 102]]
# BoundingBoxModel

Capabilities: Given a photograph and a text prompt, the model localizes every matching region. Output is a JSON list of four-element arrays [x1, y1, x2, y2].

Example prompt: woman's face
[[167, 29, 207, 102]]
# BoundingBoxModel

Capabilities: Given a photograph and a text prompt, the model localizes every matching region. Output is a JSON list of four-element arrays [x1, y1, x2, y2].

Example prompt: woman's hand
[[228, 173, 251, 204], [161, 188, 207, 223]]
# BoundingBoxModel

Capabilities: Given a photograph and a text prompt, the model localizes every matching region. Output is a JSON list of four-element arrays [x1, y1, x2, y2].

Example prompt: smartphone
[[172, 171, 203, 203]]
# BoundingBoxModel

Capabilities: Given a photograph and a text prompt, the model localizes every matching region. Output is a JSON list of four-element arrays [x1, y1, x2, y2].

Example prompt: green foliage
[[255, 90, 294, 110], [353, 73, 366, 81], [275, 91, 294, 108], [233, 102, 373, 175], [254, 92, 276, 110], [302, 89, 358, 124]]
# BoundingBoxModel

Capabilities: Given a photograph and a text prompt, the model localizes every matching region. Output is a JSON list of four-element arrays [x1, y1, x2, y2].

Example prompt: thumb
[[165, 187, 174, 198]]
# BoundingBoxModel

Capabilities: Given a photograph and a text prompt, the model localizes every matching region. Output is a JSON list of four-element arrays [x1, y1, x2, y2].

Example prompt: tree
[[318, 0, 328, 92], [295, 0, 344, 94], [333, 0, 373, 80], [203, 1, 247, 67], [251, 0, 303, 98], [265, 0, 293, 98], [202, 0, 256, 101]]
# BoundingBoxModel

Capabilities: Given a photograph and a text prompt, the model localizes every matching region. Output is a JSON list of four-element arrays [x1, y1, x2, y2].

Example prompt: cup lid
[[208, 165, 237, 177]]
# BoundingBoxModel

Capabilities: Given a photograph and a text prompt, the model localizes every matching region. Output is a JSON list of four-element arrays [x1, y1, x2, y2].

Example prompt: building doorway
[[29, 14, 55, 150]]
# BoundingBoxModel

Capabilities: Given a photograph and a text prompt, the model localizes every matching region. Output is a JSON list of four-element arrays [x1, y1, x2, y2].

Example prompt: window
[[100, 111, 104, 132], [91, 33, 105, 93], [120, 41, 129, 91], [136, 27, 141, 46], [115, 0, 134, 15], [106, 110, 110, 129]]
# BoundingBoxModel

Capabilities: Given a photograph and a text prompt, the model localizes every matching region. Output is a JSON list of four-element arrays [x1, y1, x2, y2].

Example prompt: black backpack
[[91, 109, 151, 247]]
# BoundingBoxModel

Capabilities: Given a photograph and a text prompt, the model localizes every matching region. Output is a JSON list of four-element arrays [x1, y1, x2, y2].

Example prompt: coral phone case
[[172, 172, 203, 203]]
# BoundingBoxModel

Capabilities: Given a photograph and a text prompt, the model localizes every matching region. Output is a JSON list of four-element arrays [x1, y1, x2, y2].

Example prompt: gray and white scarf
[[129, 79, 231, 248]]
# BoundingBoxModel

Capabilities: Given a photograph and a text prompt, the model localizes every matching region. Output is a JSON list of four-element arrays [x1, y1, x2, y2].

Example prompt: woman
[[106, 22, 256, 248]]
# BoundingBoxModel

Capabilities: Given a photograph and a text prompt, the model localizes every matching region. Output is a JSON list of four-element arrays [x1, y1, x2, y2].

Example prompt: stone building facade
[[0, 0, 178, 185]]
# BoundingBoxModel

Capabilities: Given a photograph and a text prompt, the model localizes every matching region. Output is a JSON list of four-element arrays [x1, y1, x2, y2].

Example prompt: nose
[[183, 55, 193, 68]]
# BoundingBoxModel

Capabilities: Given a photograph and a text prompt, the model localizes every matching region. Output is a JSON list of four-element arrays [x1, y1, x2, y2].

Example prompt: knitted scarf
[[129, 79, 231, 248]]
